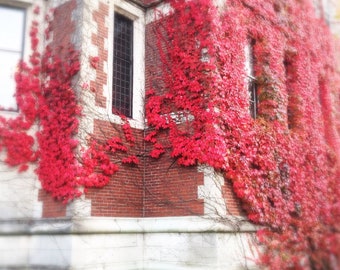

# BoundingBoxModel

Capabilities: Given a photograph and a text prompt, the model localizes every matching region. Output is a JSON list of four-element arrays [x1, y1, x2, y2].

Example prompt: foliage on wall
[[0, 8, 137, 202], [145, 0, 340, 269], [0, 0, 339, 268]]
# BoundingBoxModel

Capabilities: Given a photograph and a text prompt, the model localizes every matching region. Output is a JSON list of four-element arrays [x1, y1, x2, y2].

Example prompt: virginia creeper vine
[[0, 8, 138, 201], [0, 1, 339, 269], [145, 0, 340, 269]]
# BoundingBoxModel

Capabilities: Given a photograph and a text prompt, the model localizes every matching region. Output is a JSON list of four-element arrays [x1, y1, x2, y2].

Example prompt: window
[[284, 54, 298, 129], [249, 75, 258, 119], [245, 39, 258, 118], [0, 5, 25, 111], [112, 12, 133, 118]]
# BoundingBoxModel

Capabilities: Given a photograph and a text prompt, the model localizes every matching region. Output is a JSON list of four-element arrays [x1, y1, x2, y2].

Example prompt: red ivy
[[89, 56, 99, 69], [146, 0, 340, 269], [0, 9, 138, 202]]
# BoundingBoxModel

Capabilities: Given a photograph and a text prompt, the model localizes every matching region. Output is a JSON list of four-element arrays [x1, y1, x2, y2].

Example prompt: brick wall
[[85, 119, 144, 217], [223, 181, 245, 216], [38, 0, 244, 219], [91, 1, 108, 108], [83, 2, 244, 218], [38, 190, 67, 218], [144, 151, 205, 216], [49, 0, 77, 55]]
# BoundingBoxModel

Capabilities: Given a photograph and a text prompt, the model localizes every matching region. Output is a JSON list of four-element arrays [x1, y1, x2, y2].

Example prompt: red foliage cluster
[[89, 56, 99, 69], [0, 10, 138, 202], [146, 0, 340, 269]]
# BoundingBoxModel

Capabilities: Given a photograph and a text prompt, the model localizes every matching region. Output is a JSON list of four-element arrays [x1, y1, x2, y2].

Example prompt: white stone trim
[[0, 216, 256, 235], [198, 166, 228, 217]]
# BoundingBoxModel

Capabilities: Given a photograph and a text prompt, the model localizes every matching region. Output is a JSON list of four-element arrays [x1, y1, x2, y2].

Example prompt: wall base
[[0, 217, 258, 270]]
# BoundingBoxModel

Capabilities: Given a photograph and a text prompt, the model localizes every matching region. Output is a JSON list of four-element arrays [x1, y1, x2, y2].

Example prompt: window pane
[[112, 13, 133, 118], [0, 6, 25, 111], [0, 51, 21, 110], [0, 6, 25, 52]]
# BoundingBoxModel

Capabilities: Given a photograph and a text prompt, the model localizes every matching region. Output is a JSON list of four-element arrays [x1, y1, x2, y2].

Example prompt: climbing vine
[[0, 8, 138, 202], [0, 1, 339, 269], [145, 0, 340, 269]]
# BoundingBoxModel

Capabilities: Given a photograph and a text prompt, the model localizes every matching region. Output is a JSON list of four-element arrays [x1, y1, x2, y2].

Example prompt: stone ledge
[[0, 216, 257, 235]]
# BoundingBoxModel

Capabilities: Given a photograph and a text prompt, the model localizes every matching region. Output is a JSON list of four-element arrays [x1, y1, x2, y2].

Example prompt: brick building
[[0, 0, 338, 269]]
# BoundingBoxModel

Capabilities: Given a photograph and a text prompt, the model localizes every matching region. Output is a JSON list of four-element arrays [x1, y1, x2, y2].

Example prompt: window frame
[[0, 4, 26, 112], [107, 1, 145, 128], [112, 12, 134, 118]]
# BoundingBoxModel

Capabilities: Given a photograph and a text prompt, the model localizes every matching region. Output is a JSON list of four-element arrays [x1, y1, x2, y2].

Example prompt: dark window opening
[[249, 76, 258, 119], [248, 39, 258, 119], [284, 55, 297, 129], [112, 13, 133, 118]]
